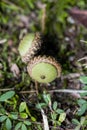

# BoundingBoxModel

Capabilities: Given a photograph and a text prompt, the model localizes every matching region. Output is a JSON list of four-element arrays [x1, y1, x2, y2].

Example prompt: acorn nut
[[27, 56, 61, 83], [18, 32, 43, 63]]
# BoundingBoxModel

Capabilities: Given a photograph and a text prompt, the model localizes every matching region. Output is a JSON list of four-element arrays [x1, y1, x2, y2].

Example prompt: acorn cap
[[18, 32, 43, 63], [27, 56, 61, 83]]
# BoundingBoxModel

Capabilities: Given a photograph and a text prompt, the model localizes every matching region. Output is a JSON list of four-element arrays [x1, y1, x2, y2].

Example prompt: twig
[[20, 89, 87, 94], [49, 89, 87, 93], [41, 108, 49, 130], [41, 4, 46, 33], [78, 56, 87, 62], [19, 90, 36, 93], [0, 88, 14, 91], [0, 88, 87, 94]]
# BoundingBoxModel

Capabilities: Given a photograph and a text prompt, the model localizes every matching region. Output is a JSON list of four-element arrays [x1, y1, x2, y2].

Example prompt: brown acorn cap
[[27, 56, 61, 83], [18, 32, 43, 63]]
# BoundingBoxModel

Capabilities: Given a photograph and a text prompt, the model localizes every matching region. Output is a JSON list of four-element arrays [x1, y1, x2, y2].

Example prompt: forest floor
[[0, 1, 87, 130]]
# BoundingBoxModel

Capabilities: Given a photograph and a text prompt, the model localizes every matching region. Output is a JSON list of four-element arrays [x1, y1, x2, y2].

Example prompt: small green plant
[[36, 92, 66, 127], [50, 101, 66, 126], [76, 76, 87, 116], [0, 92, 37, 130], [15, 120, 31, 130], [0, 91, 17, 130], [0, 112, 18, 130], [71, 76, 87, 130], [72, 116, 87, 130], [77, 99, 87, 116]]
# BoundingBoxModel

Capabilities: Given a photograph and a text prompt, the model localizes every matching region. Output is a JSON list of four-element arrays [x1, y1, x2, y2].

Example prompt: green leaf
[[26, 0, 34, 9], [37, 125, 43, 130], [0, 115, 7, 122], [75, 125, 81, 130], [80, 116, 86, 125], [15, 122, 22, 130], [5, 118, 12, 130], [53, 101, 58, 110], [20, 113, 28, 119], [51, 112, 57, 120], [77, 1, 85, 8], [83, 119, 87, 127], [0, 105, 6, 114], [9, 112, 18, 120], [31, 116, 36, 122], [43, 93, 51, 104], [58, 113, 66, 123], [56, 109, 64, 114], [24, 120, 31, 126], [72, 119, 80, 125], [77, 103, 87, 116], [0, 91, 15, 102], [19, 102, 26, 112], [77, 99, 87, 106], [36, 103, 47, 109], [21, 124, 27, 130], [80, 76, 87, 84]]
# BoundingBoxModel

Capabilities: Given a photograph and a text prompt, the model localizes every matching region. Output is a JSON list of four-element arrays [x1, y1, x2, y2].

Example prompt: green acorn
[[18, 32, 43, 63], [27, 56, 61, 83]]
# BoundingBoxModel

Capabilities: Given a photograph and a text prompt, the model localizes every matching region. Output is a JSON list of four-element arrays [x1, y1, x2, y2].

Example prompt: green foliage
[[19, 102, 27, 112], [0, 92, 18, 130], [0, 0, 35, 25], [36, 92, 66, 127], [15, 121, 31, 130], [58, 113, 66, 125], [36, 92, 51, 109], [44, 0, 77, 36], [51, 101, 66, 126], [80, 76, 87, 84], [43, 92, 51, 104], [0, 0, 79, 35], [0, 115, 7, 122], [0, 96, 33, 130], [76, 76, 87, 116], [6, 118, 12, 130], [77, 99, 87, 116], [0, 112, 18, 130], [72, 117, 87, 130], [15, 122, 22, 130], [71, 76, 87, 129], [0, 91, 15, 102]]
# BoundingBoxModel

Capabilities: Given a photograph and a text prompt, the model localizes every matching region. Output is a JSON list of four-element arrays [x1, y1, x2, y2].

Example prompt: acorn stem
[[35, 81, 39, 95]]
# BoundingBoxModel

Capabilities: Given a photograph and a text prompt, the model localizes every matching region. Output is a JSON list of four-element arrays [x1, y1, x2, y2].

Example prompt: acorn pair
[[18, 32, 61, 83]]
